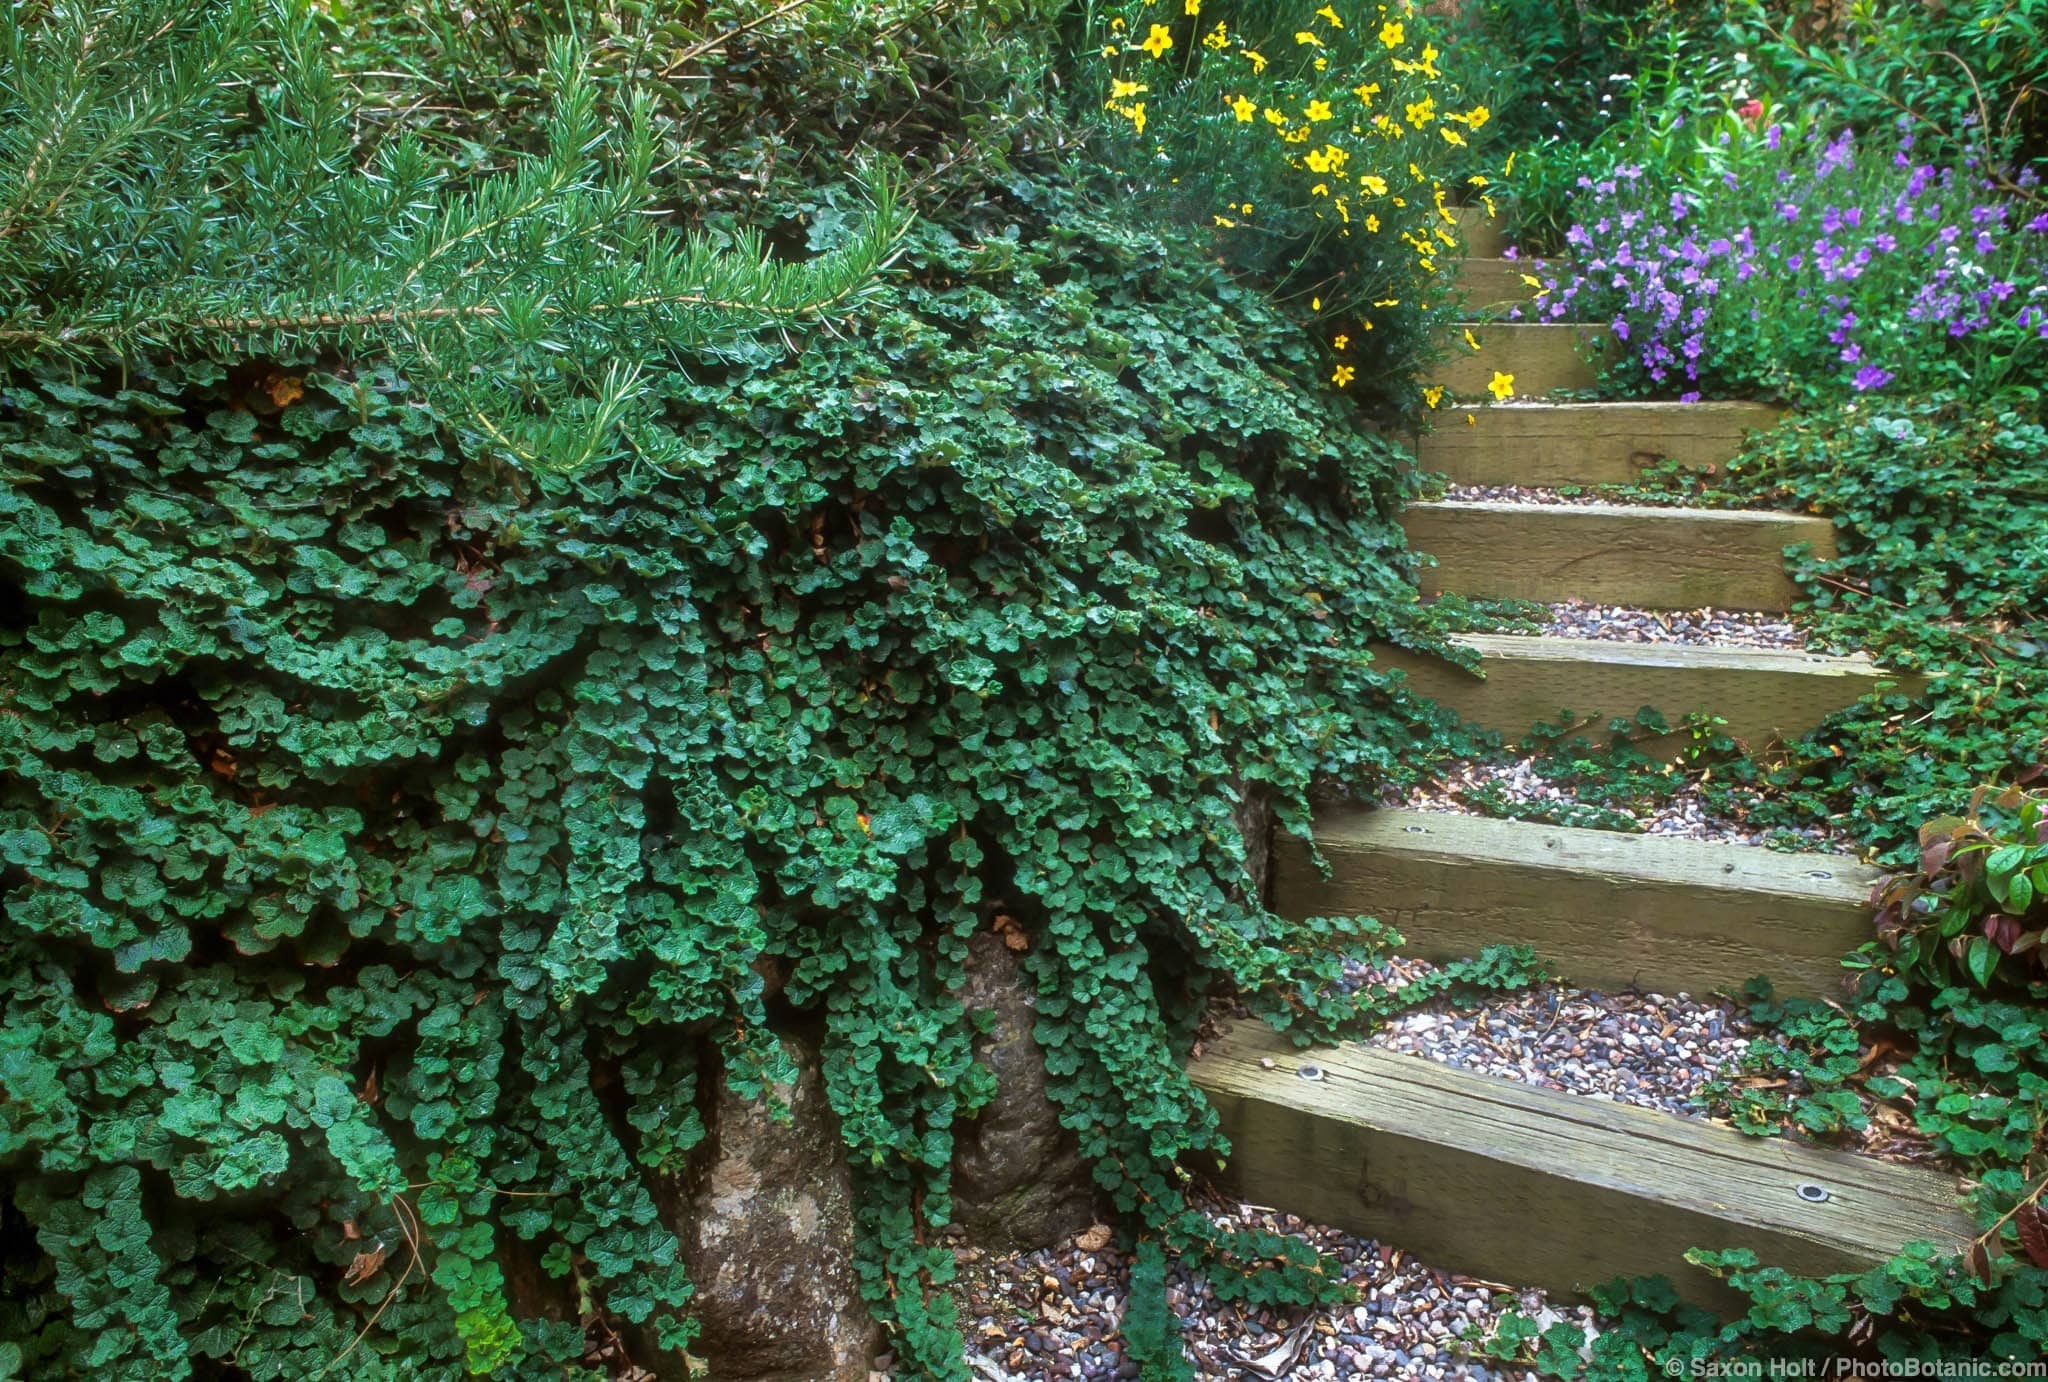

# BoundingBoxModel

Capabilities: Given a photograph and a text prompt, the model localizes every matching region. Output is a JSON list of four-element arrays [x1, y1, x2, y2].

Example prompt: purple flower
[[1611, 316, 1631, 341], [1852, 365, 1894, 391], [2026, 213, 2048, 233], [1765, 124, 1782, 150]]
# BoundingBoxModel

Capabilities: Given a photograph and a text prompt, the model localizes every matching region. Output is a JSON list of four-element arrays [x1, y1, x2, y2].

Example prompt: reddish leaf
[[2017, 1205, 2048, 1271], [1968, 1238, 1996, 1285]]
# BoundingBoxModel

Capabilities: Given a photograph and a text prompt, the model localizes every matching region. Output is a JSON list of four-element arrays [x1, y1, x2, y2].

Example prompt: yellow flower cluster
[[1095, 1, 1514, 392]]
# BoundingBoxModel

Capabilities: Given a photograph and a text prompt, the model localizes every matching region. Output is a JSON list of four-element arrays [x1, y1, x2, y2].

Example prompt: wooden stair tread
[[1401, 501, 1835, 611], [1275, 807, 1879, 998], [1415, 400, 1787, 485], [1376, 633, 1910, 749], [1436, 323, 1608, 397], [1192, 1021, 1971, 1309]]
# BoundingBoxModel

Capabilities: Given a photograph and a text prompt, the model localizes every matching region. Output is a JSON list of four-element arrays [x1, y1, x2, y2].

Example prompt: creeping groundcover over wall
[[0, 2, 1506, 1378]]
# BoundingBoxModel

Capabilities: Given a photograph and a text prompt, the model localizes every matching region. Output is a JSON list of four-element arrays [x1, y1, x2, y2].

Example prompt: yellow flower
[[1333, 334, 1350, 350], [1504, 151, 1518, 176], [1360, 175, 1388, 196], [1214, 214, 1237, 227], [1364, 214, 1381, 232], [1202, 20, 1229, 49], [1404, 97, 1435, 128], [1317, 4, 1344, 26], [1488, 371, 1516, 400], [1332, 364, 1356, 387], [1110, 79, 1149, 101], [1264, 107, 1289, 127], [1521, 273, 1544, 289], [1423, 385, 1445, 408], [1232, 94, 1257, 121], [1244, 48, 1267, 72], [1483, 193, 1498, 218], [1463, 328, 1480, 352], [1467, 174, 1491, 187], [1314, 56, 1327, 70], [1311, 182, 1330, 197], [1295, 30, 1322, 46], [1465, 412, 1476, 426], [1379, 20, 1404, 47], [1311, 297, 1322, 311], [1306, 99, 1333, 122], [1127, 102, 1148, 133], [1141, 23, 1173, 57], [1353, 81, 1381, 106], [1440, 126, 1467, 147], [1184, 0, 1200, 12], [1283, 125, 1311, 143], [1374, 298, 1399, 308], [1240, 202, 1254, 213], [1460, 104, 1492, 130]]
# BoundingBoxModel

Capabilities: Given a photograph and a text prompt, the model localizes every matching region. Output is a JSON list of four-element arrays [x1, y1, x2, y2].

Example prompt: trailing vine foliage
[[0, 8, 1496, 1368]]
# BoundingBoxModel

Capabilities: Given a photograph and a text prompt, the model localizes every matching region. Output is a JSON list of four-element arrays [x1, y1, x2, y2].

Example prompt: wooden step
[[1452, 257, 1550, 312], [1377, 634, 1905, 749], [1436, 322, 1607, 397], [1275, 808, 1880, 999], [1452, 205, 1511, 259], [1417, 401, 1787, 486], [1192, 1023, 1971, 1311], [1402, 500, 1834, 611]]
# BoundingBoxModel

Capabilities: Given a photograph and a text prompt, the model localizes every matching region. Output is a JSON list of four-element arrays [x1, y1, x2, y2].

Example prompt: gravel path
[[941, 1195, 1582, 1381], [1383, 759, 1848, 850], [1347, 959, 1755, 1116], [1440, 483, 1616, 507], [1537, 597, 1807, 650]]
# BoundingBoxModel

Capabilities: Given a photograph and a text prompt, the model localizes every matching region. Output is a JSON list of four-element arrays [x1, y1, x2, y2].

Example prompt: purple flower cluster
[[1525, 118, 2048, 400]]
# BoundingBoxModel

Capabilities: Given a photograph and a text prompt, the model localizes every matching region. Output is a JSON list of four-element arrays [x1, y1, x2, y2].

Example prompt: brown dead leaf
[[343, 1243, 388, 1286], [992, 913, 1029, 954], [265, 373, 305, 408], [1075, 1223, 1113, 1253]]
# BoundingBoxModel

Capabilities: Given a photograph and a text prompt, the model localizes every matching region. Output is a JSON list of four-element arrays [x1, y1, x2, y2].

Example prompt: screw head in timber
[[1796, 1182, 1831, 1204]]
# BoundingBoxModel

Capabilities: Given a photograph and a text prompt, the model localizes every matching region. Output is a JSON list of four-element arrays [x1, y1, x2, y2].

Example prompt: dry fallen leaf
[[1075, 1223, 1113, 1253], [265, 373, 305, 408], [343, 1244, 388, 1286]]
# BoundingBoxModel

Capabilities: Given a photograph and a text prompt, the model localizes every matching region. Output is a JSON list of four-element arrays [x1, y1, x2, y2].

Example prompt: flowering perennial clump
[[1533, 115, 2048, 402], [1091, 0, 1508, 398]]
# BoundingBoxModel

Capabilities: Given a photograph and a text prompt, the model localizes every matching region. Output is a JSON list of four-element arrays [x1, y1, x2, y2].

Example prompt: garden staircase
[[1189, 211, 1966, 1310]]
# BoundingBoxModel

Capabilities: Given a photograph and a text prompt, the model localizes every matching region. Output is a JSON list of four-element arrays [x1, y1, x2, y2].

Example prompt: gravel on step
[[1440, 483, 1619, 507], [1538, 598, 1807, 650], [1382, 758, 1848, 851], [936, 1193, 1584, 1381], [1341, 959, 1756, 1117]]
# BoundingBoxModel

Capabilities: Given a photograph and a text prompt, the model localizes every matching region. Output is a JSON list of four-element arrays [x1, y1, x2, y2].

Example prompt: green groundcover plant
[[0, 2, 1513, 1378]]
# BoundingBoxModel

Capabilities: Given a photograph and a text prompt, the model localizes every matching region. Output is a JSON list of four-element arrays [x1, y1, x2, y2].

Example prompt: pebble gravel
[[1347, 958, 1756, 1117], [1383, 757, 1848, 851], [908, 965, 1759, 1381], [1440, 483, 1617, 507], [1536, 597, 1807, 650], [934, 1195, 1591, 1381]]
